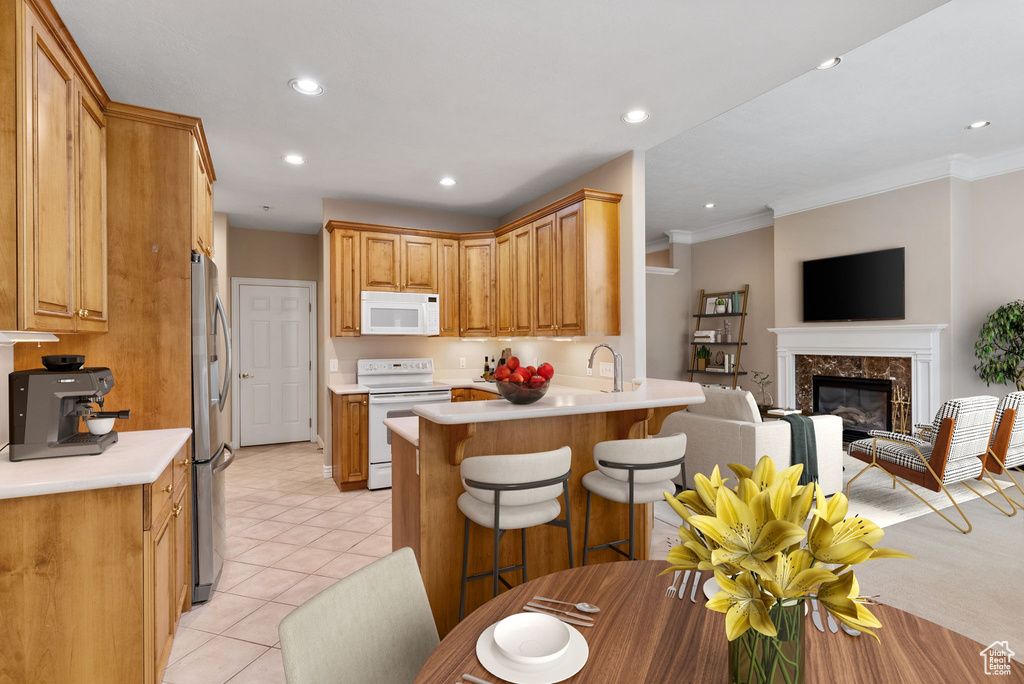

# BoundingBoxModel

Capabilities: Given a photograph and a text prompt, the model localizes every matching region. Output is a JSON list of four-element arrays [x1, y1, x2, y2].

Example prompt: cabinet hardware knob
[[460, 328, 464, 333], [362, 401, 367, 406], [162, 484, 174, 494], [172, 505, 183, 517], [178, 457, 191, 467]]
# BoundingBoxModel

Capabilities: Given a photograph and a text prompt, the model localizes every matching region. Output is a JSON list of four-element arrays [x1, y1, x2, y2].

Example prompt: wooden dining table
[[415, 561, 1022, 683]]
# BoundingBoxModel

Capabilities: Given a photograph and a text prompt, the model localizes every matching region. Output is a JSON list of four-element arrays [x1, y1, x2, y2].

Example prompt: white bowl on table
[[492, 613, 571, 665]]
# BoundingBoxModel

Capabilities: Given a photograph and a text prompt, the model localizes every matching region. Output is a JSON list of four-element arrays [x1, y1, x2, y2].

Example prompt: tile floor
[[162, 441, 676, 684], [162, 441, 392, 684]]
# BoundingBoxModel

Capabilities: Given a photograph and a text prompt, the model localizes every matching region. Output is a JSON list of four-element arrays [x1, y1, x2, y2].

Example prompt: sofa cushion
[[685, 386, 762, 423]]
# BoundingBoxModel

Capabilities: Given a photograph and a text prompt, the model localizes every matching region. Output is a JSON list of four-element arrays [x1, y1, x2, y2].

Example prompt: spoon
[[839, 622, 861, 637], [531, 596, 600, 613]]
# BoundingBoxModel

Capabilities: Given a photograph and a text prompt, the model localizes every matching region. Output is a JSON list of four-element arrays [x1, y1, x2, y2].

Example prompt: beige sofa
[[656, 387, 843, 495]]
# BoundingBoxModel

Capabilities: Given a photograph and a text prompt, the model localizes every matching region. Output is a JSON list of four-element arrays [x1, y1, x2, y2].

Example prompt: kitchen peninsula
[[387, 379, 704, 635]]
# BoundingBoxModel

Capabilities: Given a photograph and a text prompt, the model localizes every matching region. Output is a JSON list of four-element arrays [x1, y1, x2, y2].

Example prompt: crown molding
[[687, 211, 774, 243], [771, 147, 1024, 218], [645, 235, 670, 253], [645, 266, 680, 276]]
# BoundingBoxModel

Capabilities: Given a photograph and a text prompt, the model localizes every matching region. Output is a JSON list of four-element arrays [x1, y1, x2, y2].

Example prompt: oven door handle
[[369, 393, 451, 405]]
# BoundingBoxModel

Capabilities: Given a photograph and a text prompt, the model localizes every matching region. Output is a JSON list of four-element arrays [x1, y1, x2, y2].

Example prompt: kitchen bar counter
[[392, 378, 703, 636], [327, 378, 596, 397], [0, 428, 192, 499], [383, 416, 420, 447]]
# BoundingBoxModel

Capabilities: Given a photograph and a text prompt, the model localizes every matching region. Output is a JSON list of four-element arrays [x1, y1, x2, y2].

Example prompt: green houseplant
[[974, 300, 1024, 391], [751, 371, 773, 409], [696, 345, 711, 371]]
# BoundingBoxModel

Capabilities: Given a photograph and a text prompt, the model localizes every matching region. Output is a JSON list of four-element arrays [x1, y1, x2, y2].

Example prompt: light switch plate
[[600, 362, 614, 378], [459, 357, 466, 369], [329, 359, 338, 372]]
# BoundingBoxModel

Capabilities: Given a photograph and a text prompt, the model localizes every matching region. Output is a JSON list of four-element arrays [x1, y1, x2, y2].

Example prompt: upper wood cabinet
[[438, 238, 459, 337], [191, 137, 213, 256], [324, 189, 620, 339], [459, 237, 496, 337], [4, 1, 109, 333], [330, 228, 361, 336]]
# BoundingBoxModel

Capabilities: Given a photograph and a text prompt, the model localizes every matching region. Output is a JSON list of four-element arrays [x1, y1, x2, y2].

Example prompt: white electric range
[[357, 358, 451, 489]]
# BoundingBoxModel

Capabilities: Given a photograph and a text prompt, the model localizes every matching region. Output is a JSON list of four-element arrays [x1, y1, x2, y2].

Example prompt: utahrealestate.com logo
[[980, 642, 1015, 676]]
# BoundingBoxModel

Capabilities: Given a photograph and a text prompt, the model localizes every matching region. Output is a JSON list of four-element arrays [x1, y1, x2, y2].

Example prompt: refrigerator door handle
[[212, 445, 235, 475], [214, 292, 232, 411]]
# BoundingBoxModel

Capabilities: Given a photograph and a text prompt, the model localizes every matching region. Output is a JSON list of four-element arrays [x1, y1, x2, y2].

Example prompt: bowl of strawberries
[[493, 357, 555, 405]]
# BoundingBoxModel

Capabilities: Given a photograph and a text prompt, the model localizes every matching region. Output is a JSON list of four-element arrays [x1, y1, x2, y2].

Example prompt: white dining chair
[[278, 547, 439, 684]]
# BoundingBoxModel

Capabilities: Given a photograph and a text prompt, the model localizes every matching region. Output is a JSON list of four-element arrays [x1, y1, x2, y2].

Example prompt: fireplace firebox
[[812, 375, 893, 442]]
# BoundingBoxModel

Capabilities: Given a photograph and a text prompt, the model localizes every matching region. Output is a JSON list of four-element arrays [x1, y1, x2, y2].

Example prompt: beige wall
[[646, 242, 691, 381], [646, 249, 670, 267], [322, 198, 499, 234], [230, 226, 319, 282], [691, 227, 775, 394]]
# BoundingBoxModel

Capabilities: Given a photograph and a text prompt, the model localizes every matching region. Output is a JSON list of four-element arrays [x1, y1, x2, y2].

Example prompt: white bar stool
[[458, 446, 574, 620], [581, 433, 686, 564]]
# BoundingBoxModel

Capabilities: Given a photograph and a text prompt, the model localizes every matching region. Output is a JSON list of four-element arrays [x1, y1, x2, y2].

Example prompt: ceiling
[[54, 0, 946, 233], [645, 0, 1024, 241]]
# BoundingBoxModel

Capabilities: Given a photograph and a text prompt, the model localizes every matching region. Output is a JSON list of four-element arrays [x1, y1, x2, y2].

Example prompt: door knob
[[241, 373, 253, 379]]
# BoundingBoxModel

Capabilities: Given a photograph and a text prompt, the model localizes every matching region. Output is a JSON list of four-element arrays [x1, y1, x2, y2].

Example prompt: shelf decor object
[[663, 457, 912, 684], [689, 284, 750, 389]]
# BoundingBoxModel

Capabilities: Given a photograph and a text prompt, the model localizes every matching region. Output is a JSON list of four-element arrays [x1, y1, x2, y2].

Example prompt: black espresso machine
[[8, 355, 130, 461]]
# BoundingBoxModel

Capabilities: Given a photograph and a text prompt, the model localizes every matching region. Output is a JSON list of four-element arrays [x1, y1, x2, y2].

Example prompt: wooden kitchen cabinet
[[401, 234, 438, 293], [532, 213, 558, 336], [333, 392, 370, 491], [361, 231, 402, 291], [191, 136, 213, 256], [438, 238, 460, 337], [5, 1, 109, 333], [459, 237, 496, 337], [330, 228, 361, 336], [510, 224, 534, 336], [553, 202, 584, 336], [495, 233, 513, 335]]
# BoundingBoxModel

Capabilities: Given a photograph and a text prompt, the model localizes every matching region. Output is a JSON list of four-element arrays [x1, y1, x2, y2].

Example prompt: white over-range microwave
[[360, 291, 440, 335]]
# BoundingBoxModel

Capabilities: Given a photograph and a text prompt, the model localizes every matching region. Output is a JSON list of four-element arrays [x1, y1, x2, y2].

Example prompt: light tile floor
[[163, 441, 677, 683], [162, 441, 391, 684]]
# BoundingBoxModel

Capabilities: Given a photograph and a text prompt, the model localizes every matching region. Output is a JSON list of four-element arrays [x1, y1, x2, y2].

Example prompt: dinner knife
[[689, 571, 702, 603], [461, 675, 494, 684], [678, 570, 691, 600], [810, 599, 825, 633], [525, 602, 594, 621], [523, 606, 594, 627]]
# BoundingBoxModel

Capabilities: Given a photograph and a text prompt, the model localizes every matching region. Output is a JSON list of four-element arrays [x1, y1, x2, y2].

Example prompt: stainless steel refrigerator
[[191, 253, 234, 603]]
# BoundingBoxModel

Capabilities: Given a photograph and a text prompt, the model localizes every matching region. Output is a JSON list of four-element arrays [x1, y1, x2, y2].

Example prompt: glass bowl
[[495, 378, 550, 404]]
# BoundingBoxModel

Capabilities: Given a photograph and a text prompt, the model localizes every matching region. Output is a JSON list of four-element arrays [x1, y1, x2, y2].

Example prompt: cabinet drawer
[[145, 460, 176, 530], [171, 445, 191, 491]]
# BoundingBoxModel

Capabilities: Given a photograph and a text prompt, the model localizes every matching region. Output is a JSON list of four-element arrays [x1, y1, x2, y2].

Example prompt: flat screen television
[[802, 248, 905, 322]]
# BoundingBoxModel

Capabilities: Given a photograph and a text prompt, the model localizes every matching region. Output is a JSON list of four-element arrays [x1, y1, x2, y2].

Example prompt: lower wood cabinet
[[0, 444, 191, 684], [451, 388, 498, 402], [332, 392, 369, 491]]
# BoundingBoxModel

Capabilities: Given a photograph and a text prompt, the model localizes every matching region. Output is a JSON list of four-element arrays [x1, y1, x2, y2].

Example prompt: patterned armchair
[[984, 391, 1024, 507], [847, 396, 1000, 533]]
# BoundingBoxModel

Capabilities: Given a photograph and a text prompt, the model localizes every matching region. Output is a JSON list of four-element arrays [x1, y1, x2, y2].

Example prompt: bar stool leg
[[563, 481, 575, 568], [459, 516, 470, 620], [582, 490, 592, 566], [492, 492, 501, 598], [520, 529, 528, 583], [628, 471, 635, 561]]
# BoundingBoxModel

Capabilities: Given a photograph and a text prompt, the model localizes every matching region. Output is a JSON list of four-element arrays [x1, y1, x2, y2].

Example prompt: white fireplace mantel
[[768, 324, 947, 426]]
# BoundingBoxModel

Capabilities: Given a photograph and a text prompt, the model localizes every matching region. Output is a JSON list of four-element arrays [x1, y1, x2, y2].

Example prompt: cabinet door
[[438, 238, 460, 337], [510, 225, 534, 336], [495, 233, 513, 335], [172, 486, 189, 620], [459, 238, 496, 337], [190, 138, 212, 256], [147, 507, 176, 683], [330, 229, 361, 336], [361, 232, 401, 291], [532, 214, 558, 336], [74, 83, 108, 332], [19, 6, 77, 332], [401, 235, 437, 293], [333, 393, 368, 490], [555, 203, 585, 335]]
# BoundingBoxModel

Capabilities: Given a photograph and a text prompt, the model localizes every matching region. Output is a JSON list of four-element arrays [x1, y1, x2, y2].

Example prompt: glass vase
[[728, 600, 805, 684]]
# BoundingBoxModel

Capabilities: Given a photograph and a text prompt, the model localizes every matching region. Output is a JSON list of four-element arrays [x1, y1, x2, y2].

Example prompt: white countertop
[[0, 428, 192, 500], [328, 379, 594, 397], [383, 416, 419, 447], [414, 378, 705, 425], [328, 383, 369, 395]]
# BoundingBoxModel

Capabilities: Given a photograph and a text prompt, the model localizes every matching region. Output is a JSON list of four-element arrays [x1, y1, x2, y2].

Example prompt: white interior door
[[238, 284, 312, 446]]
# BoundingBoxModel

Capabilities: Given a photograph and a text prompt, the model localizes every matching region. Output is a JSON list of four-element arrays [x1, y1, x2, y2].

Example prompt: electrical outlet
[[600, 362, 614, 378], [459, 357, 466, 369], [329, 359, 338, 372], [586, 366, 593, 376]]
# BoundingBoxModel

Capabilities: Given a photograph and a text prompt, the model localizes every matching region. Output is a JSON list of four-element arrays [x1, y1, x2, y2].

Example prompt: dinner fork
[[665, 570, 682, 598]]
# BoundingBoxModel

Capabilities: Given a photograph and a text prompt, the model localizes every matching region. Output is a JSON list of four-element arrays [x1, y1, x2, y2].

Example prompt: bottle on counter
[[483, 356, 490, 378]]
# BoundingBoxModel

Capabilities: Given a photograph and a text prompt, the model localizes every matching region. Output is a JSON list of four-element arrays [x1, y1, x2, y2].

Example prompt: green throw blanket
[[780, 414, 818, 486]]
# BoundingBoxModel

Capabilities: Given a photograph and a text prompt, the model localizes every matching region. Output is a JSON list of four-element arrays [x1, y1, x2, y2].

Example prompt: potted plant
[[663, 457, 911, 684], [696, 345, 711, 371], [715, 298, 728, 314], [975, 300, 1024, 391], [751, 371, 773, 409]]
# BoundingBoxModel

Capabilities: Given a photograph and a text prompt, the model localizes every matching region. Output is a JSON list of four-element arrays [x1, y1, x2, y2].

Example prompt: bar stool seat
[[580, 471, 675, 504], [457, 495, 562, 529]]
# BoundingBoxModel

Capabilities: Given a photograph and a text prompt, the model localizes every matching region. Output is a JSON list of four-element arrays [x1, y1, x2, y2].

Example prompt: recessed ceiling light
[[705, 203, 716, 209], [439, 177, 456, 186], [282, 154, 306, 165], [621, 110, 650, 124], [815, 57, 841, 70], [289, 78, 323, 96], [966, 120, 991, 130]]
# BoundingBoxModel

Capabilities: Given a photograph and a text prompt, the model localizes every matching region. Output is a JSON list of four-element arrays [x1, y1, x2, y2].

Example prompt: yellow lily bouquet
[[664, 456, 911, 684]]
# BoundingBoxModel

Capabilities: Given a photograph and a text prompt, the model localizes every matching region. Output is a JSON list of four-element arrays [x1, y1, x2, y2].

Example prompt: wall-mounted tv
[[802, 248, 905, 322]]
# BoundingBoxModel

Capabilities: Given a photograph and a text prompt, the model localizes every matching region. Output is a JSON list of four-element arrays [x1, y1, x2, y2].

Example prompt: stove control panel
[[357, 358, 435, 376]]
